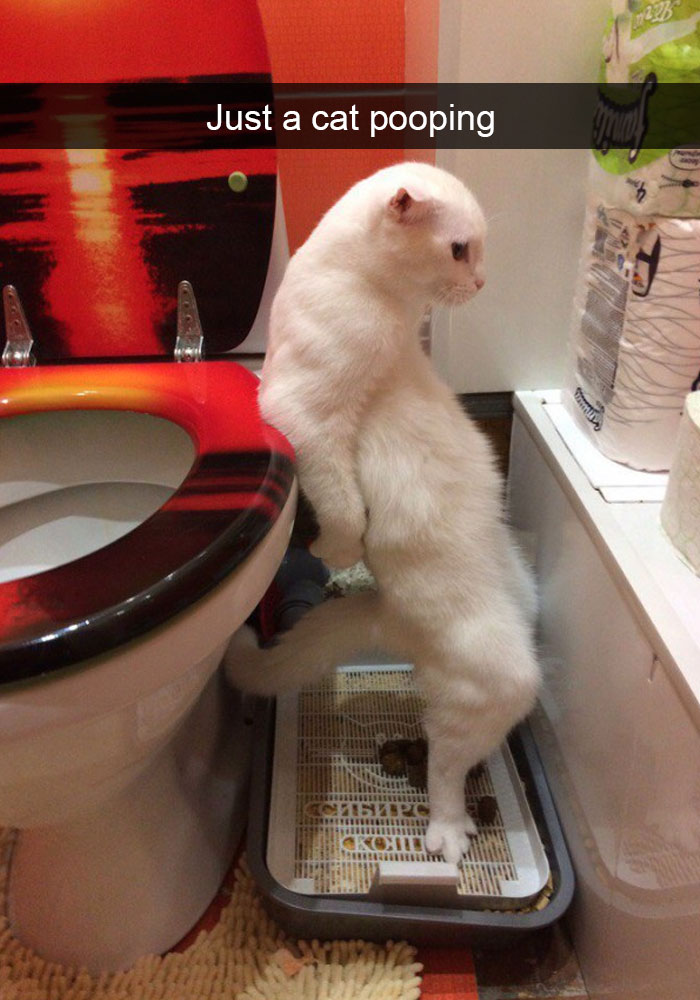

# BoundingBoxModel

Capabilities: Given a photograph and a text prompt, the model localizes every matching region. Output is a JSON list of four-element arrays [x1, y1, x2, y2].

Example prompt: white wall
[[433, 0, 611, 392]]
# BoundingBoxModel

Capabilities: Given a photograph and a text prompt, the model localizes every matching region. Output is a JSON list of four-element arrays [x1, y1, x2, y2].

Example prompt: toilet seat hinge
[[174, 280, 205, 363], [2, 286, 36, 368]]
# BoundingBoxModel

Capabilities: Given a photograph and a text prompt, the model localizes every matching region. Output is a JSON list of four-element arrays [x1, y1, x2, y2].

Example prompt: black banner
[[0, 80, 698, 151]]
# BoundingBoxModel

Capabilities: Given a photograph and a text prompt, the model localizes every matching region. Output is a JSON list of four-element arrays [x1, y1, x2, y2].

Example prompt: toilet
[[0, 0, 296, 973]]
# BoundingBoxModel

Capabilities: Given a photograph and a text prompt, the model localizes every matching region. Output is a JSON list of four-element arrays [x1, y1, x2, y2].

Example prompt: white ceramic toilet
[[0, 363, 296, 972], [0, 0, 295, 971]]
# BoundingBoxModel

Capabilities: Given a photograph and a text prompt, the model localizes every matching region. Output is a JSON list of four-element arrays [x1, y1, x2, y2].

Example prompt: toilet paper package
[[566, 198, 700, 470], [564, 1, 700, 470], [661, 392, 700, 574], [590, 0, 700, 217]]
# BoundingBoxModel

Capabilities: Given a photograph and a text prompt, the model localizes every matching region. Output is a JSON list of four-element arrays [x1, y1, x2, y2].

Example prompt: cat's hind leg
[[423, 703, 478, 863], [420, 633, 540, 864]]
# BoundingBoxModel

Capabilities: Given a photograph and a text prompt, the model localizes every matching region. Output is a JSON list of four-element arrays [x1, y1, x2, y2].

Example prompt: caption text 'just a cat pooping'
[[205, 102, 496, 139]]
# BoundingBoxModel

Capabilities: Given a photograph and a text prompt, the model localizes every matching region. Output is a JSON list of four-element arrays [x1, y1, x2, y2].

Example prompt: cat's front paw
[[309, 533, 364, 569], [425, 815, 476, 865]]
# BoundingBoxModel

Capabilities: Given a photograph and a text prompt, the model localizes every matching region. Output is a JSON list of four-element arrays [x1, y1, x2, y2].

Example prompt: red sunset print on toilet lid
[[0, 0, 276, 361]]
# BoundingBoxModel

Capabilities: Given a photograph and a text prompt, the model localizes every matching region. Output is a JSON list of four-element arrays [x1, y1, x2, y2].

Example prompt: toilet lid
[[0, 0, 275, 361]]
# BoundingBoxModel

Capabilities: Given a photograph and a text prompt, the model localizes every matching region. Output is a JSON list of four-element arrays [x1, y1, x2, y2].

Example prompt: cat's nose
[[475, 277, 485, 290]]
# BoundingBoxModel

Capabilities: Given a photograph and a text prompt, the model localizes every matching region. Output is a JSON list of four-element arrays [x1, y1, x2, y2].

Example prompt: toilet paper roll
[[661, 392, 700, 575], [566, 198, 700, 471]]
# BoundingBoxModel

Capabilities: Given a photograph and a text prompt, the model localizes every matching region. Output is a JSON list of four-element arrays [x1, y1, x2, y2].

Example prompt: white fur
[[225, 162, 540, 864]]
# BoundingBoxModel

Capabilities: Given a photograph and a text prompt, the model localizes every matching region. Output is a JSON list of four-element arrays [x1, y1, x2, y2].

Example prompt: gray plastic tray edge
[[246, 698, 575, 947]]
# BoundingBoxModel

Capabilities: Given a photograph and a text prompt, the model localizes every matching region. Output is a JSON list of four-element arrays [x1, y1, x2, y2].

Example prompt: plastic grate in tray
[[268, 665, 550, 909]]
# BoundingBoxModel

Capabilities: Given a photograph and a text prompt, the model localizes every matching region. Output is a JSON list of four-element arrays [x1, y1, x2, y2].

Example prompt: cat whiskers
[[432, 291, 459, 348], [434, 284, 473, 307], [433, 287, 453, 308], [485, 210, 505, 227]]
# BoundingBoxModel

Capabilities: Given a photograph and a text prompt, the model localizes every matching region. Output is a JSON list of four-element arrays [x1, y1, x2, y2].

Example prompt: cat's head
[[379, 164, 486, 307]]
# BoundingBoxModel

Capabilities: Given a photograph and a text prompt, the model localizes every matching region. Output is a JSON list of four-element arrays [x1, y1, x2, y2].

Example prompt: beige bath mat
[[0, 830, 422, 1000]]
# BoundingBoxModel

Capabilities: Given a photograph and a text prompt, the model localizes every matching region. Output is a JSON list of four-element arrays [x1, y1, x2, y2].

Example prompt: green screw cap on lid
[[228, 170, 248, 193]]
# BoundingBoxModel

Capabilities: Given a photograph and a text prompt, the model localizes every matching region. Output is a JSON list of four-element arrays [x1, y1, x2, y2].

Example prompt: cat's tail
[[223, 591, 387, 695]]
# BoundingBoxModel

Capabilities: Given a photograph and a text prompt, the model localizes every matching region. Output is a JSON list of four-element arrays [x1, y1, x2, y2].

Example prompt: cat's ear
[[388, 187, 433, 223]]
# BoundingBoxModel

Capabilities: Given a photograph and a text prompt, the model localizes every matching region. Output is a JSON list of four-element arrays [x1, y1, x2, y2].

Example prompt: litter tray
[[247, 664, 574, 946]]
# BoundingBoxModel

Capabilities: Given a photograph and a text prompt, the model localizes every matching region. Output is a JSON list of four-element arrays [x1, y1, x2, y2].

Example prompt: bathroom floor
[[473, 926, 588, 999], [409, 925, 588, 1000], [177, 854, 589, 1000]]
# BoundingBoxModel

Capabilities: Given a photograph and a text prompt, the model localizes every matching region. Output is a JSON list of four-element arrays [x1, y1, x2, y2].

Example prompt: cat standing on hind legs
[[225, 161, 540, 865]]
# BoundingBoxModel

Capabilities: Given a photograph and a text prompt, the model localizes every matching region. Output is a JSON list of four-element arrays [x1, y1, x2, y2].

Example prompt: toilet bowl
[[0, 0, 294, 970], [0, 361, 296, 970]]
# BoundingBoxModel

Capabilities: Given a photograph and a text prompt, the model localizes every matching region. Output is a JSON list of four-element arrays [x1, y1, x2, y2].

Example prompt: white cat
[[225, 162, 540, 864]]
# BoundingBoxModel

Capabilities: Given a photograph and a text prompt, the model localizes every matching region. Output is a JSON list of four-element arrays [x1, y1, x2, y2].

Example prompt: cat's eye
[[451, 241, 468, 261]]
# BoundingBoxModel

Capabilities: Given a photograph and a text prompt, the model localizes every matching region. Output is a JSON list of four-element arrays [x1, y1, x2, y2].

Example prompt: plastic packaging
[[566, 1, 700, 470], [590, 0, 700, 217], [568, 199, 700, 470]]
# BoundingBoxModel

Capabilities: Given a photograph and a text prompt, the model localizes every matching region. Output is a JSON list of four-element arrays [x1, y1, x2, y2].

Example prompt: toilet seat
[[0, 360, 295, 686]]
